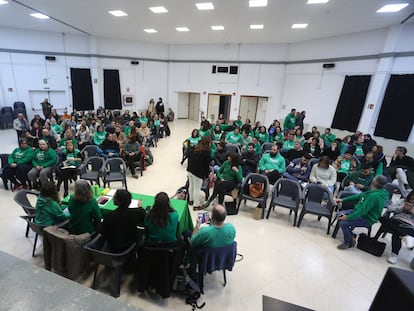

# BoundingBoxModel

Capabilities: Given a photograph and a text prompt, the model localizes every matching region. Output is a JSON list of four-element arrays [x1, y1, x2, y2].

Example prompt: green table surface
[[62, 188, 194, 234]]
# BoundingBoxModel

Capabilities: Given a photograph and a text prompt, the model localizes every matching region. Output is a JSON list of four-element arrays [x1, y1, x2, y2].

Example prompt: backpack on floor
[[172, 266, 205, 310]]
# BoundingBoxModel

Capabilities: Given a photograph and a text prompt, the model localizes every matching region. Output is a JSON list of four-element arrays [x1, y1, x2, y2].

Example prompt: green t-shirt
[[199, 129, 211, 138], [225, 132, 242, 145], [144, 211, 179, 244], [35, 195, 69, 227], [217, 161, 243, 183], [187, 136, 202, 147], [9, 147, 35, 165], [255, 132, 269, 143], [282, 140, 295, 151], [191, 223, 236, 248], [338, 159, 351, 174], [68, 197, 102, 234], [94, 131, 106, 145]]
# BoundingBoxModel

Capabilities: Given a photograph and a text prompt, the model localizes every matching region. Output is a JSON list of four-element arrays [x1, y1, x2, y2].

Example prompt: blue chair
[[191, 241, 237, 294]]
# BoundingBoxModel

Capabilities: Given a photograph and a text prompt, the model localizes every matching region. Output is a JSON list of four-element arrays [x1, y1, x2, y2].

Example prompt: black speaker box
[[323, 63, 335, 68], [131, 61, 140, 65], [45, 56, 56, 61], [229, 66, 238, 74]]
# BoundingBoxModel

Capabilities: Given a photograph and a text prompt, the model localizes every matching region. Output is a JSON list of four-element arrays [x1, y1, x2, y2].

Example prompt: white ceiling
[[0, 0, 413, 44]]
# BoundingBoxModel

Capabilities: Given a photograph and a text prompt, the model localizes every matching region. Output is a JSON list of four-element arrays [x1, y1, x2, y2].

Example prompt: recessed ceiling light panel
[[144, 29, 157, 33], [211, 25, 224, 30], [149, 6, 168, 13], [0, 1, 9, 5], [249, 0, 268, 7], [30, 13, 49, 19], [307, 0, 329, 4], [292, 23, 308, 29], [377, 3, 409, 13], [108, 10, 128, 17], [176, 27, 190, 32], [250, 24, 264, 29], [196, 2, 214, 10]]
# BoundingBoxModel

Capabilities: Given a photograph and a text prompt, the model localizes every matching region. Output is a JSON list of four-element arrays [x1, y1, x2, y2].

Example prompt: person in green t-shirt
[[191, 204, 236, 248], [28, 139, 57, 186], [283, 108, 296, 132], [255, 126, 269, 144], [93, 125, 106, 145], [57, 140, 82, 197], [35, 181, 69, 227], [144, 192, 179, 244], [225, 127, 243, 146], [233, 116, 243, 128], [203, 152, 242, 207], [4, 138, 35, 190], [181, 129, 202, 165]]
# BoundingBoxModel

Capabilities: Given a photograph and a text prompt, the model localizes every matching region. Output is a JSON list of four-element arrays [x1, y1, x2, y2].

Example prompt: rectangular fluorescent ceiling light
[[176, 27, 189, 32], [0, 1, 9, 5], [292, 23, 308, 29], [196, 2, 214, 10], [249, 0, 268, 7], [30, 13, 49, 19], [250, 24, 264, 29], [211, 25, 224, 30], [108, 10, 128, 17], [377, 3, 409, 13], [307, 0, 329, 4], [149, 6, 168, 13], [144, 28, 157, 33]]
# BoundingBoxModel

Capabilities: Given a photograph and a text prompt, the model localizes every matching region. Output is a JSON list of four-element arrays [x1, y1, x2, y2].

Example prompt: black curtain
[[70, 68, 94, 111], [331, 75, 371, 132], [104, 69, 122, 110], [374, 74, 414, 141]]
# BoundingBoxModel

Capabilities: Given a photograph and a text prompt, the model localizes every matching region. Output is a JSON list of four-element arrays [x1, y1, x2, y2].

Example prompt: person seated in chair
[[28, 140, 57, 188], [124, 136, 141, 179], [191, 204, 236, 248], [386, 146, 414, 192], [56, 140, 82, 197], [285, 141, 305, 163], [100, 133, 120, 158], [258, 144, 286, 185], [203, 152, 243, 207], [241, 143, 259, 177], [335, 175, 388, 250], [341, 163, 375, 195], [101, 189, 146, 253], [212, 141, 227, 172], [144, 192, 179, 244], [283, 155, 312, 184], [379, 190, 414, 264], [225, 127, 243, 146], [309, 156, 337, 193], [35, 181, 69, 227]]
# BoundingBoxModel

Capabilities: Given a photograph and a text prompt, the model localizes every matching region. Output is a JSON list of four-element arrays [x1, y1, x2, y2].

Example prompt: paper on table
[[129, 199, 141, 208], [97, 196, 111, 206], [106, 189, 117, 197]]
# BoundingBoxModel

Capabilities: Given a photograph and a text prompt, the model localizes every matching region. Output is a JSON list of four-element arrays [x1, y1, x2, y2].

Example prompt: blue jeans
[[339, 215, 370, 244]]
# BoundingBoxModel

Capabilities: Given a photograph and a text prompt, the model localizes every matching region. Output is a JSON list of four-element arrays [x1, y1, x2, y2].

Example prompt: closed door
[[207, 94, 220, 120], [28, 90, 67, 119], [188, 93, 200, 121], [239, 96, 258, 123]]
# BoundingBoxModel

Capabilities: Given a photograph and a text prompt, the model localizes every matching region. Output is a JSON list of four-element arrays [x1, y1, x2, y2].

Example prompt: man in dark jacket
[[241, 143, 259, 177]]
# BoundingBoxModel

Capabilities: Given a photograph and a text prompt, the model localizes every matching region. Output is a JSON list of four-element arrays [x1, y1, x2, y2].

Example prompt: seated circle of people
[[309, 156, 337, 193], [101, 189, 146, 253], [191, 204, 236, 248], [67, 180, 102, 235], [3, 138, 35, 191], [144, 192, 179, 244], [35, 181, 70, 227], [203, 152, 243, 208], [258, 144, 286, 185], [335, 175, 389, 250], [187, 136, 212, 211], [379, 190, 414, 264]]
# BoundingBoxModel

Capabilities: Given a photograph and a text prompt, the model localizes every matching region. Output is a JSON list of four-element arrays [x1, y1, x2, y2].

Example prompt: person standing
[[13, 113, 30, 141], [283, 108, 296, 132], [187, 136, 211, 210], [40, 98, 52, 119], [155, 97, 165, 116]]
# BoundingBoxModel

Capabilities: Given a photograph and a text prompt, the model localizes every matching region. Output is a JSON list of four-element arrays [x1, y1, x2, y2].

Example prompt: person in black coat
[[187, 136, 212, 210], [101, 189, 146, 253], [241, 143, 259, 177], [321, 141, 340, 161], [155, 97, 165, 116], [100, 133, 120, 158]]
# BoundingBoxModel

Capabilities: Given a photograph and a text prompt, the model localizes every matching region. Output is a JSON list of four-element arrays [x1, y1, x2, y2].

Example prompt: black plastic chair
[[225, 144, 241, 155], [79, 157, 104, 186], [0, 153, 11, 190], [191, 241, 237, 294], [80, 145, 99, 159], [24, 219, 44, 257], [297, 184, 336, 234], [84, 234, 136, 298], [13, 101, 26, 110], [102, 158, 128, 190], [0, 106, 13, 129], [266, 178, 302, 226], [261, 142, 274, 154], [237, 173, 270, 219], [14, 189, 39, 237]]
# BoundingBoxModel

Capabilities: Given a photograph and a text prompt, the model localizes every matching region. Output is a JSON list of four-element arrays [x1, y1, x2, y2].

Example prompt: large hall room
[[1, 0, 414, 310]]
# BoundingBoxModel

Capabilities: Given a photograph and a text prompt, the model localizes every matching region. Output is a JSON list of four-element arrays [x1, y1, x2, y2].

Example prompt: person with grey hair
[[27, 139, 57, 187], [191, 204, 236, 248], [67, 180, 101, 234], [335, 175, 389, 250], [13, 113, 30, 141]]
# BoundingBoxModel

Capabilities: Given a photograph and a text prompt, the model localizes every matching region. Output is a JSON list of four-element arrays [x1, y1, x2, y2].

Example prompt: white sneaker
[[387, 253, 398, 264]]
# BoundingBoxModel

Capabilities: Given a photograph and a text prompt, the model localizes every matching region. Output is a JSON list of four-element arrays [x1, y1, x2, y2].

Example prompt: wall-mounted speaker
[[45, 56, 56, 61], [131, 60, 140, 65], [229, 66, 238, 74], [323, 63, 335, 68]]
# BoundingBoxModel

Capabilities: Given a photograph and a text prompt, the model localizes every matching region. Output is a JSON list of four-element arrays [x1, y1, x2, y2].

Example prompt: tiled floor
[[0, 119, 413, 311]]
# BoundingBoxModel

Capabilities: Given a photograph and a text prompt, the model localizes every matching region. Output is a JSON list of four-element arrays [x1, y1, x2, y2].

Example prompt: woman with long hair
[[57, 140, 82, 197], [309, 155, 337, 193], [35, 181, 69, 227], [203, 152, 243, 207], [187, 136, 212, 210], [145, 192, 179, 243], [67, 180, 101, 234]]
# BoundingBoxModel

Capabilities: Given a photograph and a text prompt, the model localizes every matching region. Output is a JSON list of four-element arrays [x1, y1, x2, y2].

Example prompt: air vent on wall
[[211, 65, 238, 75], [45, 56, 56, 61], [323, 63, 335, 69], [217, 66, 229, 73]]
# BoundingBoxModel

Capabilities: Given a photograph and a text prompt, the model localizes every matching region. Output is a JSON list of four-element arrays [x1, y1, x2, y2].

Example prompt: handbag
[[249, 182, 264, 198], [357, 233, 386, 257]]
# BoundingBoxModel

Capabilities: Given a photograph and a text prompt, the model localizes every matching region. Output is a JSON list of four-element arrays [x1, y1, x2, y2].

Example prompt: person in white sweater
[[310, 156, 337, 193]]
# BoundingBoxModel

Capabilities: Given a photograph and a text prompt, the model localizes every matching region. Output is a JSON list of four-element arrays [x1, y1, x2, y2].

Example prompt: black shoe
[[63, 192, 68, 198]]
